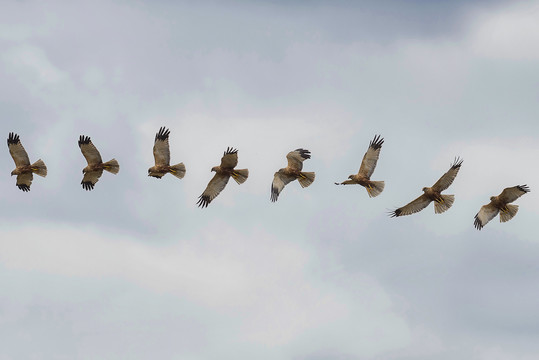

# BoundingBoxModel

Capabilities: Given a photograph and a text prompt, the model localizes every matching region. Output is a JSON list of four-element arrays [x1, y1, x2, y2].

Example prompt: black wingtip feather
[[388, 208, 401, 218], [224, 147, 238, 156], [517, 184, 530, 193], [81, 181, 94, 191], [196, 195, 211, 208], [8, 132, 20, 145], [369, 135, 384, 150], [451, 156, 463, 169], [270, 185, 279, 202], [79, 135, 91, 145], [17, 184, 30, 192], [294, 148, 311, 160], [155, 126, 170, 141], [473, 214, 483, 230]]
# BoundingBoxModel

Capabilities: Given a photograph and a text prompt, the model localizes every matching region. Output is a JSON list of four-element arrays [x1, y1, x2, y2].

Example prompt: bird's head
[[490, 196, 496, 202], [211, 166, 218, 172], [422, 187, 428, 192], [10, 170, 15, 176], [348, 175, 354, 179]]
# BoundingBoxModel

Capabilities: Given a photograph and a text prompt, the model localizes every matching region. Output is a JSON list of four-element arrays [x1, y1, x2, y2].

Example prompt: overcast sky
[[1, 0, 539, 359]]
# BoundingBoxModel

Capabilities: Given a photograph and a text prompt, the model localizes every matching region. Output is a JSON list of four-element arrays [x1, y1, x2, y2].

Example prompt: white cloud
[[0, 220, 409, 357], [467, 1, 539, 60], [3, 44, 68, 87], [1, 1, 539, 358]]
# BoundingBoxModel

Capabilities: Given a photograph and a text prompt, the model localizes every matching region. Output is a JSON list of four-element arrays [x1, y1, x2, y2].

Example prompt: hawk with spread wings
[[271, 148, 315, 202], [474, 185, 530, 230], [7, 132, 47, 192], [78, 135, 119, 191], [335, 134, 385, 197], [390, 157, 463, 217], [197, 147, 248, 208], [148, 126, 186, 179]]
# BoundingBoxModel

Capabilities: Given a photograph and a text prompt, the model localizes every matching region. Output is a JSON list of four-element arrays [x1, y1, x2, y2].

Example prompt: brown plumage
[[148, 126, 186, 179], [197, 147, 248, 208], [271, 148, 315, 202], [78, 135, 119, 191], [335, 134, 385, 197], [474, 185, 530, 230], [7, 132, 47, 192], [390, 157, 463, 217]]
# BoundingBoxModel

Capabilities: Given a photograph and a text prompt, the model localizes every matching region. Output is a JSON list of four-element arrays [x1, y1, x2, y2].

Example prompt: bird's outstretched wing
[[473, 203, 499, 230], [498, 184, 530, 204], [81, 169, 104, 191], [16, 172, 33, 192], [197, 173, 231, 208], [432, 157, 463, 192], [220, 147, 238, 169], [271, 171, 297, 202], [153, 126, 171, 166], [286, 148, 310, 171], [7, 132, 30, 167], [79, 135, 102, 165], [358, 135, 383, 178], [390, 194, 432, 217]]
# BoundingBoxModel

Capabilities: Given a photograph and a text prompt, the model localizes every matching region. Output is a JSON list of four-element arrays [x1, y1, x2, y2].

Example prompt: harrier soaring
[[197, 147, 248, 208], [271, 148, 315, 202], [148, 126, 186, 179], [7, 132, 47, 192], [390, 157, 463, 217], [474, 185, 530, 230], [335, 134, 385, 197], [78, 135, 119, 190]]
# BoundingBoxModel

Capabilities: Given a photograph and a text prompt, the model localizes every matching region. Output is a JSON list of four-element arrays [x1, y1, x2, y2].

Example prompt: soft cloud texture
[[1, 0, 538, 359]]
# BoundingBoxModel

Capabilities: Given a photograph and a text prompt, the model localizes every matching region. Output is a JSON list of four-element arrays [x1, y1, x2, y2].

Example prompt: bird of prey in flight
[[7, 132, 47, 192], [271, 148, 315, 202], [474, 184, 530, 230], [335, 134, 385, 197], [197, 147, 248, 208], [148, 126, 186, 179], [390, 157, 463, 217]]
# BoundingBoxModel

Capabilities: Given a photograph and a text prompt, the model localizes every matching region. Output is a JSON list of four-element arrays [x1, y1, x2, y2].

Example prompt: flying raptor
[[474, 185, 530, 230], [7, 132, 47, 192], [78, 135, 119, 190], [148, 126, 186, 179], [335, 134, 385, 197], [271, 148, 315, 202], [390, 157, 463, 217], [197, 147, 248, 208]]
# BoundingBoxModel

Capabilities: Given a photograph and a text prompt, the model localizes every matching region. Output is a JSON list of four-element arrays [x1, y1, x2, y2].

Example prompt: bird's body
[[271, 148, 315, 202], [474, 185, 530, 230], [7, 132, 47, 192], [390, 157, 462, 217], [335, 134, 385, 197], [197, 147, 248, 208]]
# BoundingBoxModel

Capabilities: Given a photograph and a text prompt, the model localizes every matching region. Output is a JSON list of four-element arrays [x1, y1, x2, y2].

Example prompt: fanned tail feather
[[298, 172, 315, 188], [365, 180, 385, 198], [434, 194, 454, 214], [500, 204, 518, 223], [31, 159, 47, 177], [103, 159, 120, 174], [170, 162, 186, 179], [232, 169, 249, 184]]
